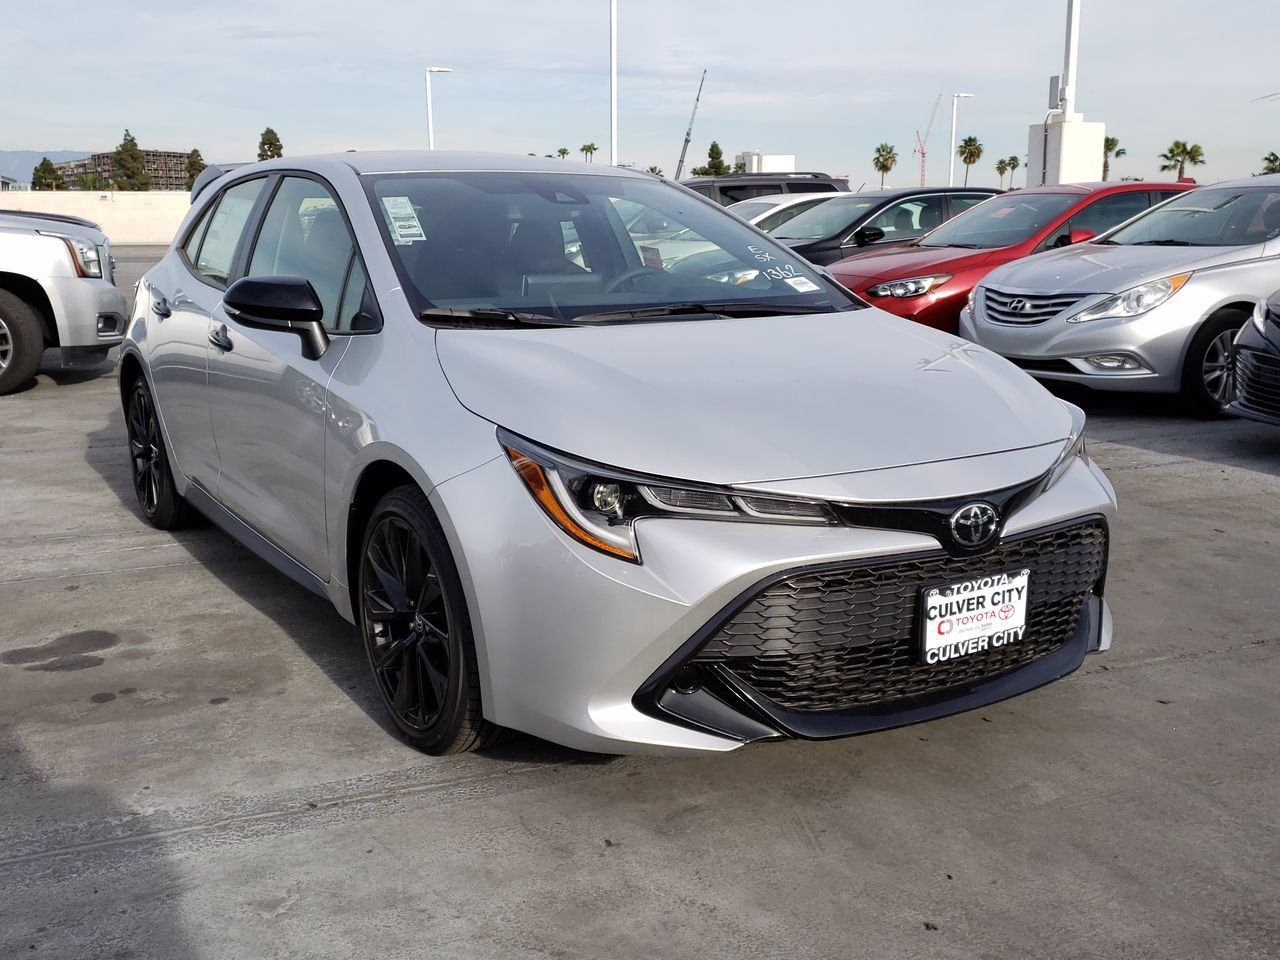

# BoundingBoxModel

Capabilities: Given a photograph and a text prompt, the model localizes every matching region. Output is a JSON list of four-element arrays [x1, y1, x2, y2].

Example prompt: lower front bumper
[[1225, 322, 1280, 426], [43, 275, 128, 349]]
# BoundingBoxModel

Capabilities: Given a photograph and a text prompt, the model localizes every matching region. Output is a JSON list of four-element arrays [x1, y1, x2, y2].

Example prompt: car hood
[[435, 310, 1072, 487], [984, 242, 1259, 294], [830, 245, 1001, 284]]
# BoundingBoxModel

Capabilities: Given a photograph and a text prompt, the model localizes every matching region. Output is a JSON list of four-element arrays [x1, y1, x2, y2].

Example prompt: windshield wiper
[[920, 242, 986, 249], [1132, 239, 1193, 246], [418, 307, 572, 328], [573, 301, 843, 324]]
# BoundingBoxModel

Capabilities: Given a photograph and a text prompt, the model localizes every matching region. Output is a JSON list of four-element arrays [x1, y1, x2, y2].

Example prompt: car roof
[[680, 172, 839, 185], [1198, 172, 1280, 189], [1012, 181, 1188, 196], [824, 186, 999, 201]]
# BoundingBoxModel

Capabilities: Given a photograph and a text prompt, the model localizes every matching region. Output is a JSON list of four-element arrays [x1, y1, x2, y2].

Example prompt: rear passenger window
[[1069, 192, 1151, 237], [195, 178, 265, 285], [248, 176, 357, 332], [786, 183, 840, 194], [182, 204, 214, 263]]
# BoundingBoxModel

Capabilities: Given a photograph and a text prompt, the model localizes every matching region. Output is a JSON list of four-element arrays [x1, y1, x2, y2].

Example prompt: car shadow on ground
[[0, 725, 198, 957], [1047, 383, 1280, 478], [82, 410, 604, 768]]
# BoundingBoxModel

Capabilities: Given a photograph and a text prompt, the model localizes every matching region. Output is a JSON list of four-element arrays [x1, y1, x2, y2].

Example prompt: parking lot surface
[[2, 248, 1279, 959]]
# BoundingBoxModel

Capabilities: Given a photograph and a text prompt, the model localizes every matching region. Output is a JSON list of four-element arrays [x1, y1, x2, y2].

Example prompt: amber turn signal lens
[[505, 447, 637, 561]]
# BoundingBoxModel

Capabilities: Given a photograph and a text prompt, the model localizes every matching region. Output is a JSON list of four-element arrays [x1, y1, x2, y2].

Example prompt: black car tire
[[0, 290, 45, 395], [125, 376, 194, 529], [358, 485, 503, 755], [1181, 309, 1248, 418]]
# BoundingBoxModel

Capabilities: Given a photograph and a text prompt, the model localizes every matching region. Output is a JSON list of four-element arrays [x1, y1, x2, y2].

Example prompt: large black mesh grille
[[1235, 348, 1280, 418], [694, 521, 1107, 712]]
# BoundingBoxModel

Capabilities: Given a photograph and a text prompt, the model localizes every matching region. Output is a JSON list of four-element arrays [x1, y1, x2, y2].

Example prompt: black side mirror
[[853, 226, 885, 247], [223, 276, 329, 361]]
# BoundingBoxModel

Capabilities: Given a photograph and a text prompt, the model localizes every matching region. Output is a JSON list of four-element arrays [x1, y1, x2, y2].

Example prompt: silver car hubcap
[[0, 315, 11, 373], [1202, 329, 1237, 403]]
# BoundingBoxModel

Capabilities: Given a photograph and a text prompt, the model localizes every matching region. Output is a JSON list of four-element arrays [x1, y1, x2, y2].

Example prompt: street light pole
[[948, 92, 974, 187], [425, 66, 453, 150], [609, 0, 618, 166]]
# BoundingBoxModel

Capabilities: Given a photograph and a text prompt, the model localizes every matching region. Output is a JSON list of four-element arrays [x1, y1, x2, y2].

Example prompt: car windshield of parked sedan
[[917, 193, 1077, 249], [1100, 187, 1280, 248], [726, 197, 783, 220], [770, 197, 877, 241], [364, 172, 860, 322]]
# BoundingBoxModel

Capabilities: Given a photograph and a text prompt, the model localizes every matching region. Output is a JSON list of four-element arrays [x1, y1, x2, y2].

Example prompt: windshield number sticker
[[785, 276, 820, 293], [381, 196, 426, 244]]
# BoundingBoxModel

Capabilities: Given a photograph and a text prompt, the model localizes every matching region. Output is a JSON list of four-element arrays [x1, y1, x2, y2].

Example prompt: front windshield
[[919, 193, 1076, 248], [771, 198, 876, 240], [1103, 187, 1280, 247], [364, 172, 859, 321], [726, 198, 781, 220]]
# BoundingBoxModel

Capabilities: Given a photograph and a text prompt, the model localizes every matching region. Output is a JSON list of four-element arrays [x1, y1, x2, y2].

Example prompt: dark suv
[[680, 171, 849, 205], [768, 186, 1000, 265]]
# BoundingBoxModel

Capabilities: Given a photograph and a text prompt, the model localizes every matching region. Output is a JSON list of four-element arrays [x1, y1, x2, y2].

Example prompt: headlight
[[501, 430, 834, 563], [704, 267, 761, 285], [1042, 401, 1088, 492], [1252, 299, 1267, 334], [38, 231, 103, 278], [866, 274, 951, 299], [967, 285, 979, 312], [1067, 273, 1191, 324]]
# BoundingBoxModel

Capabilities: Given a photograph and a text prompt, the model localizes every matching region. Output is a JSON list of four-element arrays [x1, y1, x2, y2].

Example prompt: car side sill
[[184, 482, 329, 600]]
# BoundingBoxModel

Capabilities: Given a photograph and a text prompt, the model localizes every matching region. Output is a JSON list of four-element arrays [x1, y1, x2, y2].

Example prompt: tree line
[[30, 127, 286, 191]]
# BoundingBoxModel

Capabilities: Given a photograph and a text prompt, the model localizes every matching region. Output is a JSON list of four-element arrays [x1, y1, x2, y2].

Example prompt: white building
[[734, 151, 797, 174]]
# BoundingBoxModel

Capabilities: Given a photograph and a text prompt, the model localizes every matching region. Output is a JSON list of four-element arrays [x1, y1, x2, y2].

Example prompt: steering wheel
[[603, 266, 665, 294]]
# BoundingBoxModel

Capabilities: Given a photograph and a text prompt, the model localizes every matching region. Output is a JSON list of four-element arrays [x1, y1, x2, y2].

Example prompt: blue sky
[[6, 0, 1277, 187]]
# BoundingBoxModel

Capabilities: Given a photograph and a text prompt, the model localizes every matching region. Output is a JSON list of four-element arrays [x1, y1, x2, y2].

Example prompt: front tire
[[358, 485, 501, 755], [1181, 310, 1247, 417], [0, 290, 45, 395], [125, 377, 193, 529]]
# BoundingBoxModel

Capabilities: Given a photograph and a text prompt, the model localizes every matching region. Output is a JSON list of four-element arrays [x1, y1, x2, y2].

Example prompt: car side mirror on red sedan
[[1068, 228, 1097, 245]]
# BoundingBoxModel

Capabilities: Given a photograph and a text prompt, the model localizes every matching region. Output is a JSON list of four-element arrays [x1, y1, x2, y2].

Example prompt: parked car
[[1226, 289, 1280, 425], [769, 187, 1000, 266], [121, 151, 1116, 756], [680, 171, 848, 206], [726, 193, 841, 232], [960, 176, 1280, 415], [831, 181, 1190, 332], [0, 209, 127, 394]]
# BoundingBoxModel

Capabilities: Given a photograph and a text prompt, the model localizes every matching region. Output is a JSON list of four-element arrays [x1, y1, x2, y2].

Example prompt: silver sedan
[[960, 177, 1280, 415], [119, 152, 1116, 755]]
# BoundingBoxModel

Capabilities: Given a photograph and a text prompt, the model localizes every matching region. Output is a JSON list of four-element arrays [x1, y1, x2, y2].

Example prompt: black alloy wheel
[[358, 486, 500, 754], [125, 378, 191, 528]]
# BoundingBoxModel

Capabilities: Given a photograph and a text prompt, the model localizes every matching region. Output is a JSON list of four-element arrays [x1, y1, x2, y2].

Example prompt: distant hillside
[[0, 150, 91, 183]]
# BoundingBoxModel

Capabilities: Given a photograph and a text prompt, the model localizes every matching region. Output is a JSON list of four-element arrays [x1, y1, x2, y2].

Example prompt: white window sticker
[[785, 276, 820, 293], [381, 196, 425, 244]]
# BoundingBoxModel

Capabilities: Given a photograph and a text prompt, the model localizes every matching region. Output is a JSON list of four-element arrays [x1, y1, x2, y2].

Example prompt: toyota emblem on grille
[[949, 502, 1000, 549], [1007, 297, 1033, 313]]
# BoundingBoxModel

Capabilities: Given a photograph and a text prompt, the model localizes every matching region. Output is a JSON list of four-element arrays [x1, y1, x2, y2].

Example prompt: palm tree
[[580, 143, 598, 163], [1102, 136, 1126, 181], [646, 165, 664, 176], [1158, 140, 1205, 179], [1261, 152, 1280, 175], [872, 143, 898, 187], [957, 136, 983, 187], [1006, 155, 1021, 188], [995, 158, 1009, 189], [557, 147, 570, 160]]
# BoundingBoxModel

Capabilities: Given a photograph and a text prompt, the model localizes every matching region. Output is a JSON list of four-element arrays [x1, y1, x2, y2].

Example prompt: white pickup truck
[[0, 210, 128, 394]]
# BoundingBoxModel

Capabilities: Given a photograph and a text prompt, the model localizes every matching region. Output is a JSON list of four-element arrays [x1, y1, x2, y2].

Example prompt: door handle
[[208, 324, 233, 351], [151, 295, 171, 319]]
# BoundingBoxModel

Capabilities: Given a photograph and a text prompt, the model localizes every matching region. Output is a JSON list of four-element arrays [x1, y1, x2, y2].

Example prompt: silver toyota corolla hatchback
[[960, 176, 1280, 415], [119, 152, 1116, 756]]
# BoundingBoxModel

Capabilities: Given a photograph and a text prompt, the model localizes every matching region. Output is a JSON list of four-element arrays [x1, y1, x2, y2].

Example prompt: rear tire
[[1181, 310, 1247, 418], [357, 485, 503, 755], [125, 377, 194, 529], [0, 290, 45, 395]]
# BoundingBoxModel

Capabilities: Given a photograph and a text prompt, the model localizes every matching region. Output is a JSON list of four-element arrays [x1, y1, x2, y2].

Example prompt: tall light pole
[[425, 66, 452, 150], [609, 0, 618, 166], [948, 92, 974, 187]]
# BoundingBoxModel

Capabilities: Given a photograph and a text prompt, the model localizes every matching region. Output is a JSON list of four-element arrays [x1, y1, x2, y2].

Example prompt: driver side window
[[248, 177, 376, 332]]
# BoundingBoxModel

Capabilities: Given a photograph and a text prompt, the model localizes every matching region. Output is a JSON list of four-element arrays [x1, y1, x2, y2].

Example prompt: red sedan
[[829, 181, 1192, 332]]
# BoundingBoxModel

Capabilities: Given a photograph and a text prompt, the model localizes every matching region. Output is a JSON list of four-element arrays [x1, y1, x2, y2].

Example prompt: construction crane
[[674, 69, 707, 180], [913, 94, 943, 187]]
